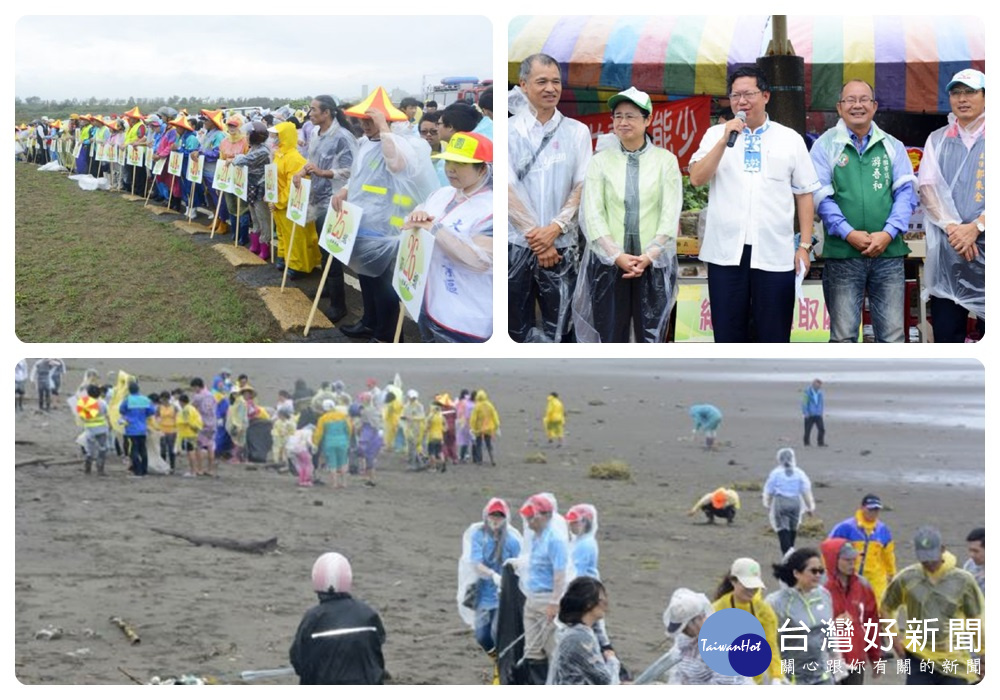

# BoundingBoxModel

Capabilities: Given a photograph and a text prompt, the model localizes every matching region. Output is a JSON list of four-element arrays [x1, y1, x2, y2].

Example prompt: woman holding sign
[[220, 115, 249, 244], [271, 121, 320, 279], [232, 121, 273, 260], [404, 132, 494, 342]]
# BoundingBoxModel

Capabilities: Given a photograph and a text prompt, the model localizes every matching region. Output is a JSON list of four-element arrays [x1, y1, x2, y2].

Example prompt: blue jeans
[[822, 257, 905, 342], [474, 606, 498, 653]]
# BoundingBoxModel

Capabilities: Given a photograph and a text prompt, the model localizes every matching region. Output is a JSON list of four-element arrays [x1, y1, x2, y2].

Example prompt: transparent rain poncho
[[508, 97, 592, 343], [566, 504, 600, 582], [918, 115, 985, 319], [546, 623, 621, 685], [515, 493, 569, 598], [572, 136, 681, 342], [456, 501, 524, 627], [414, 170, 494, 341], [763, 448, 816, 532], [344, 125, 439, 277]]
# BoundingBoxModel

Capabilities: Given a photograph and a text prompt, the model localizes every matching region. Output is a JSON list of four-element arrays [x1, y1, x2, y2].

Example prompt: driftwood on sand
[[150, 528, 278, 554], [15, 457, 83, 468]]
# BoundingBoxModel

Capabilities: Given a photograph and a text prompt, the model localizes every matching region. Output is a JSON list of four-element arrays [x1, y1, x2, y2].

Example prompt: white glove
[[491, 572, 502, 588]]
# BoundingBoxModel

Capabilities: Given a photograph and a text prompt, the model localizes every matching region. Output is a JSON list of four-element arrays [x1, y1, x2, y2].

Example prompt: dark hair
[[190, 377, 205, 389], [714, 574, 736, 600], [86, 384, 101, 399], [459, 389, 470, 400], [238, 374, 249, 382], [550, 392, 558, 398], [262, 114, 274, 126], [967, 527, 985, 547], [419, 113, 440, 127], [400, 97, 421, 110], [772, 547, 821, 587], [148, 393, 160, 404], [159, 391, 171, 401], [727, 66, 770, 96], [249, 127, 268, 146], [287, 116, 302, 129], [478, 87, 493, 112], [440, 103, 482, 132], [179, 393, 190, 404], [519, 53, 559, 82], [424, 100, 438, 109], [128, 381, 140, 394], [558, 576, 606, 625], [314, 94, 351, 130]]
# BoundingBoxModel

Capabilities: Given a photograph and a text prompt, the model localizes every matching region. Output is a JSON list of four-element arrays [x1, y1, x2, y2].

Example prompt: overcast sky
[[15, 15, 492, 101]]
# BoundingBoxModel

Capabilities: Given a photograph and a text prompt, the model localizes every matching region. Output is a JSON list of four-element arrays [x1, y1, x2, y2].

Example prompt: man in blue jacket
[[119, 381, 155, 476], [801, 378, 826, 447]]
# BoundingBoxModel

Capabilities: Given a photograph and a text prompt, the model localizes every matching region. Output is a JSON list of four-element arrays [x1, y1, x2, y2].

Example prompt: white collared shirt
[[692, 117, 819, 272]]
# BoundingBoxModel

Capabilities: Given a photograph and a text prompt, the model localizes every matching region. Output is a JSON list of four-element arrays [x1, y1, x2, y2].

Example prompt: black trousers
[[929, 296, 982, 343], [508, 244, 577, 342], [588, 257, 671, 342], [126, 435, 149, 476], [359, 266, 400, 342], [314, 210, 346, 316], [804, 416, 825, 445]]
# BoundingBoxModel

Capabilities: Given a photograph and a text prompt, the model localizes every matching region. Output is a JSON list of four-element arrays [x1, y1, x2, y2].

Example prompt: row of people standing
[[509, 54, 985, 343]]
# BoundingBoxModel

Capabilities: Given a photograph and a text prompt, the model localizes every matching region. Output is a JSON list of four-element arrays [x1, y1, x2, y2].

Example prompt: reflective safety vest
[[76, 396, 106, 429]]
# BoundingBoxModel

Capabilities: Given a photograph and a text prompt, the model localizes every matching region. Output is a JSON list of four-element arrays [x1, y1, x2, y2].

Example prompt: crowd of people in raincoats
[[452, 458, 984, 687], [58, 366, 510, 487], [17, 86, 496, 341]]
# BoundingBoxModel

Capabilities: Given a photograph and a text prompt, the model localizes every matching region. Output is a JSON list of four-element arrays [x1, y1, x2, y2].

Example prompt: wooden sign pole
[[393, 302, 406, 343], [304, 254, 335, 337], [280, 223, 297, 292], [234, 199, 241, 247], [269, 212, 275, 263], [210, 194, 224, 238], [167, 175, 175, 211]]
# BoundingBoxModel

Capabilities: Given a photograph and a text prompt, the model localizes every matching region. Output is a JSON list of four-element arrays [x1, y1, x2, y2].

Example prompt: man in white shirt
[[689, 66, 819, 343], [508, 54, 593, 342]]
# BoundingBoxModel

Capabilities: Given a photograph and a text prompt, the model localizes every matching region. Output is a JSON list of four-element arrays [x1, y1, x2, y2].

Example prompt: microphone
[[726, 111, 746, 148]]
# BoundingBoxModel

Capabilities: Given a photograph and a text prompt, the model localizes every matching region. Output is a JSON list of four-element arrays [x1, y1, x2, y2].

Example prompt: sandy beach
[[14, 358, 984, 685]]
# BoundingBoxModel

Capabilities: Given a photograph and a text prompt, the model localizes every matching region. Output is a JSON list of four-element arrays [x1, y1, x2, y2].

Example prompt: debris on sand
[[588, 460, 631, 481], [731, 481, 762, 492], [524, 453, 547, 465]]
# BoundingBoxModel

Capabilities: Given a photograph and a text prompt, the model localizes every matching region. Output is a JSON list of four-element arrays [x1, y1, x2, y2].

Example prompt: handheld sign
[[152, 156, 166, 176], [186, 154, 203, 184], [168, 151, 184, 176], [213, 159, 233, 193], [94, 143, 106, 162], [232, 165, 249, 201], [145, 145, 155, 169], [117, 146, 127, 166], [286, 177, 310, 224], [263, 164, 278, 203], [319, 201, 362, 264], [392, 227, 435, 321], [126, 145, 144, 167], [72, 142, 83, 159]]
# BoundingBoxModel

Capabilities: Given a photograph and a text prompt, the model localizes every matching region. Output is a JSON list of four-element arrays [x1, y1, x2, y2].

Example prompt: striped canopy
[[508, 15, 984, 113]]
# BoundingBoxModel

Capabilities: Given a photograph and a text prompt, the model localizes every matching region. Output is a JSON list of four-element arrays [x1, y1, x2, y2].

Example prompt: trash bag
[[69, 174, 110, 191], [496, 562, 529, 685], [38, 161, 67, 172], [245, 419, 274, 463]]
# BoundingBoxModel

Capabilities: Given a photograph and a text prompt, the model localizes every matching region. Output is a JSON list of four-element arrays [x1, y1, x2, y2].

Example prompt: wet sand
[[14, 359, 984, 685]]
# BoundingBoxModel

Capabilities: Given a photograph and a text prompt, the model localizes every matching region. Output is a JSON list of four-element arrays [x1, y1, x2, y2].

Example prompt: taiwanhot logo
[[698, 608, 772, 677]]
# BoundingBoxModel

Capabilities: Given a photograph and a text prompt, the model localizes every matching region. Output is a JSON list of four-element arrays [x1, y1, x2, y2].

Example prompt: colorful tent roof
[[508, 15, 984, 113], [344, 87, 408, 122]]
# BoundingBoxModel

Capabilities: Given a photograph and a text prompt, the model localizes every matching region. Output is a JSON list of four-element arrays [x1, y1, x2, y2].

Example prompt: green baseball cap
[[608, 86, 652, 113]]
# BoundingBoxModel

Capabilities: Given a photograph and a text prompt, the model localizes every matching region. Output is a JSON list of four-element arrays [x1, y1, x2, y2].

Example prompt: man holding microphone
[[689, 67, 819, 342]]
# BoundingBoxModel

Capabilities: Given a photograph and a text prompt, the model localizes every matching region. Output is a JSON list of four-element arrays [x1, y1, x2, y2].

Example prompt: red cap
[[566, 504, 595, 523], [520, 494, 554, 518], [485, 498, 509, 518]]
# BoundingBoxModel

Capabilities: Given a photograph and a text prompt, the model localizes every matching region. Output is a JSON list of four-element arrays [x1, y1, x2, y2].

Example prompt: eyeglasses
[[950, 88, 980, 97], [419, 129, 437, 136], [808, 567, 825, 575], [840, 97, 874, 106], [729, 90, 762, 101], [612, 113, 643, 122]]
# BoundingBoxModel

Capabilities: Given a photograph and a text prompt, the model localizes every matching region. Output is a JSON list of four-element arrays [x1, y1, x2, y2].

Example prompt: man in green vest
[[811, 80, 917, 342]]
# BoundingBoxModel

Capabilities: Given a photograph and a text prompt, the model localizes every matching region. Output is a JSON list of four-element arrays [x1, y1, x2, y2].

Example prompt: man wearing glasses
[[689, 66, 819, 342], [810, 80, 917, 342], [917, 69, 986, 342]]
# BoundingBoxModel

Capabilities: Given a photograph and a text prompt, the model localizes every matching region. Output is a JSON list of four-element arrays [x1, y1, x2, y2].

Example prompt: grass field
[[15, 163, 284, 342]]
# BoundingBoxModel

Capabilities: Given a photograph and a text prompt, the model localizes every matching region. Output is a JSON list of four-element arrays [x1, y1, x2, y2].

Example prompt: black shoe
[[340, 321, 375, 339], [327, 306, 348, 324]]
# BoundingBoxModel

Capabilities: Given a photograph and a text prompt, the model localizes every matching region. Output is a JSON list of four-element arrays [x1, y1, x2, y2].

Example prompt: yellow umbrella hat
[[200, 109, 225, 131], [124, 106, 144, 120], [344, 87, 408, 122]]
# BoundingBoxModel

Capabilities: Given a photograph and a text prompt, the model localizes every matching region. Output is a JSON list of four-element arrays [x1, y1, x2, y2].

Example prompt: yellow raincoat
[[881, 551, 985, 682], [543, 394, 565, 439], [273, 122, 320, 273], [469, 390, 499, 437], [384, 396, 403, 450]]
